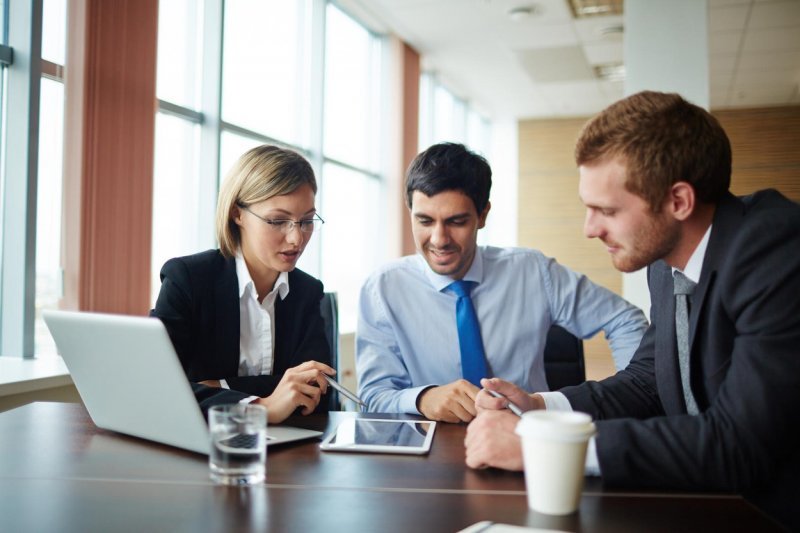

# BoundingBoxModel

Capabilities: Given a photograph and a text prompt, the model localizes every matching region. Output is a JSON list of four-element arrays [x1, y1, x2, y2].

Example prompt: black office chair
[[542, 325, 585, 390], [319, 292, 340, 410]]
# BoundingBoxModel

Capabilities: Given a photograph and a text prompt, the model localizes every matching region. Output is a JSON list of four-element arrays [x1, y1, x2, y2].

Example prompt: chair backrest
[[319, 292, 340, 410], [542, 325, 585, 390]]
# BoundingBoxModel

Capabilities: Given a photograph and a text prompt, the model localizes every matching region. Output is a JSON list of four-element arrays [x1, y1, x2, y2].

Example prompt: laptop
[[43, 309, 322, 454]]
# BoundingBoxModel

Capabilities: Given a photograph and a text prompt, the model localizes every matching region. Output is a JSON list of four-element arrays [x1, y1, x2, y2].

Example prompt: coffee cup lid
[[514, 410, 596, 442]]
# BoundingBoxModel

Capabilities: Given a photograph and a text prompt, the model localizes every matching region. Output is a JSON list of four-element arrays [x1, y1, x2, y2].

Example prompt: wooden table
[[0, 403, 782, 532]]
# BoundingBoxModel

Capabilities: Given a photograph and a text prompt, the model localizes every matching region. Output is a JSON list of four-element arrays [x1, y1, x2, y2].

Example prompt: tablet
[[320, 418, 436, 455]]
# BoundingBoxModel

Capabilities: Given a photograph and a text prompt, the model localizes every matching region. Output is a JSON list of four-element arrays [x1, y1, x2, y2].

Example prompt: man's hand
[[475, 377, 545, 413], [464, 410, 524, 471], [257, 360, 335, 424], [417, 380, 481, 423]]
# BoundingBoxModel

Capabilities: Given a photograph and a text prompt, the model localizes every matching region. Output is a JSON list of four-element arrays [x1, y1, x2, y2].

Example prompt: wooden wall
[[716, 106, 800, 201], [518, 105, 800, 381]]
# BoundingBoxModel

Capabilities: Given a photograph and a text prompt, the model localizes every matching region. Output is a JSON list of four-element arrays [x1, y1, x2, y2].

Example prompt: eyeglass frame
[[237, 203, 325, 234]]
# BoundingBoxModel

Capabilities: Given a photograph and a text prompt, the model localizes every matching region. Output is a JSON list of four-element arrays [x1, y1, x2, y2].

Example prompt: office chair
[[319, 292, 340, 410], [542, 325, 585, 390]]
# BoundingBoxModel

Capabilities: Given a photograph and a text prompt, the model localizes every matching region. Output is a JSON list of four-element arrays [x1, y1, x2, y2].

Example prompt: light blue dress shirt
[[356, 246, 648, 414]]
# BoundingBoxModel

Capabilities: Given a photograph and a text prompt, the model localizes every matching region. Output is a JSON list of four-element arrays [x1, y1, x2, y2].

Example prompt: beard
[[609, 211, 680, 273]]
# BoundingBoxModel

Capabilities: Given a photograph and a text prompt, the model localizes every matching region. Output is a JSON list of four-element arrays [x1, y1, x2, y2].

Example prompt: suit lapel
[[652, 262, 685, 415], [215, 256, 240, 372], [688, 193, 744, 350]]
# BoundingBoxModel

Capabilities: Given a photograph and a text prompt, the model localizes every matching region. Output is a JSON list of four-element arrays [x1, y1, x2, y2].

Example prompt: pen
[[323, 374, 367, 409], [487, 390, 524, 417]]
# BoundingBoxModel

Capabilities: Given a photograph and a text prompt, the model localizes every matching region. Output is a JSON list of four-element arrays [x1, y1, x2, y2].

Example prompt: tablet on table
[[320, 418, 436, 455]]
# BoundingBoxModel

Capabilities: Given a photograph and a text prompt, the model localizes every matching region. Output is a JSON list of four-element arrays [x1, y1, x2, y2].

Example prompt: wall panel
[[518, 106, 800, 381]]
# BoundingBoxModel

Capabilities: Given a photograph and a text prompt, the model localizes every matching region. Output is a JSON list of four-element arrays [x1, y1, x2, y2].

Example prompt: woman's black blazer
[[151, 249, 332, 399]]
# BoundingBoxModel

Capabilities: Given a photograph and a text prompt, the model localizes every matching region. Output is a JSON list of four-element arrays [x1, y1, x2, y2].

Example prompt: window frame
[[1, 0, 43, 358], [153, 0, 388, 317]]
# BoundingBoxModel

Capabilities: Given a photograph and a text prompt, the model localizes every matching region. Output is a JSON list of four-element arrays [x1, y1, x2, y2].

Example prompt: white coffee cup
[[515, 410, 596, 515]]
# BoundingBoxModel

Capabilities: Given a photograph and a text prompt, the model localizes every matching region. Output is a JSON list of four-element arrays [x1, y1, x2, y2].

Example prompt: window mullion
[[1, 0, 42, 358], [303, 0, 326, 277], [198, 0, 224, 249]]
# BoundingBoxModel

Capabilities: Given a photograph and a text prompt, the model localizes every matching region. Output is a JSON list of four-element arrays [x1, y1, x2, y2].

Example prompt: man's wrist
[[415, 385, 437, 414], [529, 393, 546, 410]]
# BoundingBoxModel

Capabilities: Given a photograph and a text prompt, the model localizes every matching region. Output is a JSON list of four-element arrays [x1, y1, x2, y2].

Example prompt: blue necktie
[[448, 280, 489, 386]]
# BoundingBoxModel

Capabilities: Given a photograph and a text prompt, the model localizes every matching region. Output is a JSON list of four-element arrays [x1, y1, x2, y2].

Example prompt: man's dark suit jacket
[[151, 249, 332, 411], [561, 190, 799, 529]]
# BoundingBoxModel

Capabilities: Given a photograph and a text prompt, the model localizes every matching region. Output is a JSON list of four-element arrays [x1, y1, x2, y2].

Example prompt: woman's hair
[[575, 91, 731, 212], [215, 145, 317, 258]]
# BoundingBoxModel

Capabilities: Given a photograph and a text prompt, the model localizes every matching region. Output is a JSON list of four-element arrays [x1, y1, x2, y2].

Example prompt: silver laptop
[[43, 309, 322, 454]]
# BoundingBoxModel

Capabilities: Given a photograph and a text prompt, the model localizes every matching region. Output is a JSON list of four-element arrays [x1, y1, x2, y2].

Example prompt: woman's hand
[[256, 361, 335, 423]]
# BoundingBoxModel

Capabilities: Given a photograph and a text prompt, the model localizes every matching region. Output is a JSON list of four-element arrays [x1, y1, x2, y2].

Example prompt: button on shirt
[[219, 254, 289, 389], [356, 246, 649, 414]]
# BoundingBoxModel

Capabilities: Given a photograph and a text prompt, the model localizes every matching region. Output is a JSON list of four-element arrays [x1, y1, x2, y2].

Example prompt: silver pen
[[487, 390, 524, 417], [323, 374, 367, 409]]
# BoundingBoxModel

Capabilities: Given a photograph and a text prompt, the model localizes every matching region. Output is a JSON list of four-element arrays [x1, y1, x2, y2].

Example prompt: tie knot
[[448, 280, 474, 298], [673, 271, 696, 296]]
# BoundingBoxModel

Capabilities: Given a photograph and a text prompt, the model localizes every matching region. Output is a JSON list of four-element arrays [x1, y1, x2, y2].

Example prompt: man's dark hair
[[405, 143, 492, 214]]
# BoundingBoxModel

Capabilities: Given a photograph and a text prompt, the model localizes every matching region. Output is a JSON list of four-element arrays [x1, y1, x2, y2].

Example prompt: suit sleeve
[[569, 208, 800, 492], [561, 307, 664, 420], [150, 258, 201, 378], [191, 383, 251, 418]]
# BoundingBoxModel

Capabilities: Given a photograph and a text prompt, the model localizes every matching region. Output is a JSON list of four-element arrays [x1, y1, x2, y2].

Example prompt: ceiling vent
[[567, 0, 623, 18]]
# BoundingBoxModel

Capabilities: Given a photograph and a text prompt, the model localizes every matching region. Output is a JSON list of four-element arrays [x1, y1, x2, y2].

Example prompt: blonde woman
[[152, 145, 335, 423]]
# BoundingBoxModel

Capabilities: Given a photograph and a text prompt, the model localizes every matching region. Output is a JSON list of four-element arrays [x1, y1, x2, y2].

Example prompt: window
[[222, 0, 312, 149], [151, 113, 202, 303], [152, 1, 389, 333], [34, 0, 67, 356], [418, 72, 491, 156], [319, 4, 384, 330]]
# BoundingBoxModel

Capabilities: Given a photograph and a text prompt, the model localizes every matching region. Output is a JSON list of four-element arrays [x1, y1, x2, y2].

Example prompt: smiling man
[[464, 92, 800, 530], [355, 143, 647, 422]]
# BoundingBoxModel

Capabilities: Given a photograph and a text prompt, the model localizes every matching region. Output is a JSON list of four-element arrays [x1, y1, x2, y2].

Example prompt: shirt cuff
[[538, 391, 573, 411], [219, 379, 230, 389], [539, 391, 602, 476], [405, 385, 437, 415], [239, 395, 260, 404]]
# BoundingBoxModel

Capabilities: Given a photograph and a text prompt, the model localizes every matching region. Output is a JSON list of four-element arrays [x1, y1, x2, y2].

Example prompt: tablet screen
[[320, 418, 436, 454]]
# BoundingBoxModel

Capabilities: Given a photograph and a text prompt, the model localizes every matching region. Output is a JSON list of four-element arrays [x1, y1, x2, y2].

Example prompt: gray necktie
[[673, 271, 699, 415]]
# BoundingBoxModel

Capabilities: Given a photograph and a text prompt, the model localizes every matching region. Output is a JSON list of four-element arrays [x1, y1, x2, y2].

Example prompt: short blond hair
[[216, 145, 317, 257]]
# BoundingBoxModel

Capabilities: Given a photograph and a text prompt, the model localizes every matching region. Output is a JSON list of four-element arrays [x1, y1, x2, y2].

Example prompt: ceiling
[[346, 0, 800, 120]]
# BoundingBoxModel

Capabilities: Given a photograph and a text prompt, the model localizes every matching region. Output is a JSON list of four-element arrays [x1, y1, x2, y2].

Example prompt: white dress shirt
[[219, 253, 289, 390]]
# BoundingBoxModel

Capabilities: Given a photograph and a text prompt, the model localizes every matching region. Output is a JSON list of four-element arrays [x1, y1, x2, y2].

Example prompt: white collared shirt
[[674, 225, 712, 283], [539, 224, 713, 476], [219, 253, 290, 390]]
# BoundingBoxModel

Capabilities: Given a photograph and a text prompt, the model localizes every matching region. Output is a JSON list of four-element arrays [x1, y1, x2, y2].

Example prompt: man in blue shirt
[[356, 142, 647, 422]]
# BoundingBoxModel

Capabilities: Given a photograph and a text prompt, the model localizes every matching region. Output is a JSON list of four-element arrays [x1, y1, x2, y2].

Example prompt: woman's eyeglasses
[[239, 205, 325, 234]]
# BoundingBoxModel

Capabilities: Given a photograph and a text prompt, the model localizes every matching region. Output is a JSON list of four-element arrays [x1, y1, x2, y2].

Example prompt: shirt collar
[[420, 246, 485, 293], [235, 252, 290, 300], [673, 224, 712, 284]]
